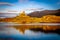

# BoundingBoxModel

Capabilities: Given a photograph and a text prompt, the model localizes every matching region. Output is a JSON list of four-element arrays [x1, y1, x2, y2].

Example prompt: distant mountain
[[28, 9, 60, 18]]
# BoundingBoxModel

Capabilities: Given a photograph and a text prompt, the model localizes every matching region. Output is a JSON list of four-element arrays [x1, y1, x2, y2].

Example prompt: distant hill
[[28, 9, 60, 18]]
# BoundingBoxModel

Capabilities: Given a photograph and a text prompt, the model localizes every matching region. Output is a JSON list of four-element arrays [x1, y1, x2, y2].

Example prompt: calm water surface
[[0, 25, 60, 40]]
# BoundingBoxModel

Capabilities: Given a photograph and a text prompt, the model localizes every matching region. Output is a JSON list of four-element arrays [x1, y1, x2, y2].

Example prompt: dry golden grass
[[0, 15, 60, 23]]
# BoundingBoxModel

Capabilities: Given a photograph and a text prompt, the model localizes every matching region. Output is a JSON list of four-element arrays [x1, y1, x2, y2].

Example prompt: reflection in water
[[0, 25, 60, 40], [13, 25, 60, 34], [0, 26, 21, 35]]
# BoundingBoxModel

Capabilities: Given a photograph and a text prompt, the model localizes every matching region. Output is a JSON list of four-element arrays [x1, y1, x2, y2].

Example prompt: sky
[[0, 0, 60, 13]]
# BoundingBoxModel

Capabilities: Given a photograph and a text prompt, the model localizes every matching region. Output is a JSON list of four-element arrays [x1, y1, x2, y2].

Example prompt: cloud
[[0, 2, 14, 6], [24, 8, 44, 11], [8, 10, 18, 12], [18, 0, 28, 3], [57, 0, 60, 5]]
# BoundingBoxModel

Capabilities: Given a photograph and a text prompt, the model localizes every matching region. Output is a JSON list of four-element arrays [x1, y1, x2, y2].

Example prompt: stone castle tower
[[19, 11, 27, 17]]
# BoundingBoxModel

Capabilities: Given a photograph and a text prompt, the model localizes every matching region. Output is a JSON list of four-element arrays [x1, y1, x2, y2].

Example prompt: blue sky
[[0, 0, 60, 13]]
